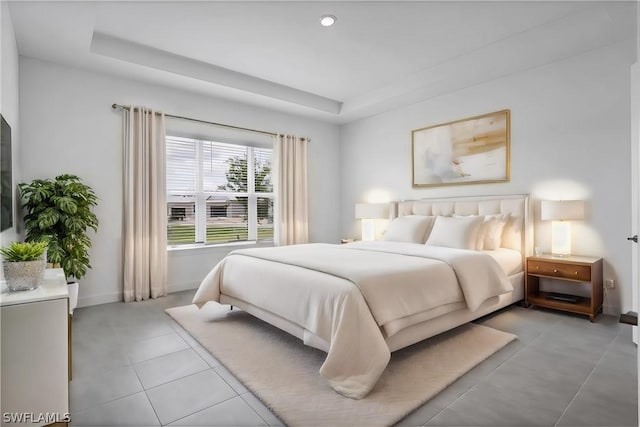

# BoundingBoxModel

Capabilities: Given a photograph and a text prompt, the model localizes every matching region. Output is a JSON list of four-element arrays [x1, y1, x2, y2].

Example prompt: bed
[[193, 194, 531, 399]]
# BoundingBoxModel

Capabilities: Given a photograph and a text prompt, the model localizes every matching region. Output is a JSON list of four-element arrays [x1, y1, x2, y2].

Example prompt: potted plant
[[19, 174, 98, 310], [1, 241, 48, 292]]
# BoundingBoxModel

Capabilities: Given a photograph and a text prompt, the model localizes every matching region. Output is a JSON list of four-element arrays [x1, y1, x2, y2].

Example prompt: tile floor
[[69, 291, 637, 426]]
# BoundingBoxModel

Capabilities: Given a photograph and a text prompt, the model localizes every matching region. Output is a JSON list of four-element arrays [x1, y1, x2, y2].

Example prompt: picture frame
[[411, 109, 510, 187]]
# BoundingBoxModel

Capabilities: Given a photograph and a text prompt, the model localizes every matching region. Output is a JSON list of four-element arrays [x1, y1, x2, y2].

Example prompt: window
[[166, 136, 274, 246]]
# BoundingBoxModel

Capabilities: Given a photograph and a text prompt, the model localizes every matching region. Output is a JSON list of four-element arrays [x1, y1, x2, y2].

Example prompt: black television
[[1, 114, 13, 231]]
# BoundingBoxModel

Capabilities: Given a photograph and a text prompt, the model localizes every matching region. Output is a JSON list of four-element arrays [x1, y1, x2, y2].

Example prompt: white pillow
[[464, 213, 512, 250], [454, 214, 484, 250], [383, 215, 435, 243], [482, 213, 511, 250], [425, 215, 484, 250]]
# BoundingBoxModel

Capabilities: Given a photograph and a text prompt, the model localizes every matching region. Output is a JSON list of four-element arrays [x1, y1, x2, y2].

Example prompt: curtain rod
[[111, 104, 309, 142]]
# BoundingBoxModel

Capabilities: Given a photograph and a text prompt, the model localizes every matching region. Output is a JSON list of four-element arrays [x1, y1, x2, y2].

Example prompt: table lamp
[[355, 203, 389, 241], [540, 200, 585, 256]]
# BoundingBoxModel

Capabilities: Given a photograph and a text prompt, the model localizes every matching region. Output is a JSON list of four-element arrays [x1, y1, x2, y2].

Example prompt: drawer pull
[[553, 269, 558, 273], [575, 271, 578, 275], [536, 266, 540, 270]]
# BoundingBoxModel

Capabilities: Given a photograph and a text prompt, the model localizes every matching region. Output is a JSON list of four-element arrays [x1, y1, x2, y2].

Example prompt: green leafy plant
[[19, 174, 98, 280], [0, 241, 48, 262]]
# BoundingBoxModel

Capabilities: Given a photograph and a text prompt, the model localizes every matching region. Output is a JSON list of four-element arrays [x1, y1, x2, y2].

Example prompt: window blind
[[166, 136, 274, 246]]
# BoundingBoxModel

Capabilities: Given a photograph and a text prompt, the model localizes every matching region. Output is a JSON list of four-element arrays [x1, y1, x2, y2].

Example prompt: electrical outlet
[[604, 279, 616, 290]]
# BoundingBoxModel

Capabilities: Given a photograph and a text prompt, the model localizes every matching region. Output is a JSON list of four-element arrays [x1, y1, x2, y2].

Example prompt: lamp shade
[[355, 203, 389, 219], [540, 200, 585, 221]]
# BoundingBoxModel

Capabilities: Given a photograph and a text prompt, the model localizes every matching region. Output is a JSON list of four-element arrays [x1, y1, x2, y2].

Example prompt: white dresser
[[1, 269, 70, 426]]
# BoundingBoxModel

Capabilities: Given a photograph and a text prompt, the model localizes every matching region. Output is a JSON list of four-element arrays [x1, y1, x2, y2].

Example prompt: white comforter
[[193, 241, 512, 399]]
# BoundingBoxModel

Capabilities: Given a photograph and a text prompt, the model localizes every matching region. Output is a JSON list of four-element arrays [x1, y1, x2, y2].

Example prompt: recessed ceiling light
[[320, 14, 337, 27]]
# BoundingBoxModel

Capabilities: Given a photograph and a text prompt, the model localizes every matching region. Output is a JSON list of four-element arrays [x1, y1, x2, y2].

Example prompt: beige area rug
[[166, 303, 516, 427]]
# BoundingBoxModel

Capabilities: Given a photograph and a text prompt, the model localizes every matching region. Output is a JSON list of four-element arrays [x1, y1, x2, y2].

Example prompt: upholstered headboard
[[390, 194, 531, 256]]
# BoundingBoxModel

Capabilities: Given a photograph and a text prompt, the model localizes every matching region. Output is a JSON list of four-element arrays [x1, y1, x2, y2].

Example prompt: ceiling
[[8, 1, 638, 123]]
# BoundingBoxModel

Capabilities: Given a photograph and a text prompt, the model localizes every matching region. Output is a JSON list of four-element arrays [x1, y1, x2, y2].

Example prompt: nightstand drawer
[[528, 260, 591, 281]]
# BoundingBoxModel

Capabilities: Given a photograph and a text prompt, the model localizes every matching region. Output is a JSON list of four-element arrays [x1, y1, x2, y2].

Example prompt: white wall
[[0, 2, 20, 248], [340, 39, 636, 315], [19, 56, 341, 306]]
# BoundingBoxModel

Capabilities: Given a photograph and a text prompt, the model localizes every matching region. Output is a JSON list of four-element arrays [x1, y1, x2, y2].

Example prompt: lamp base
[[361, 219, 375, 241], [551, 221, 571, 257]]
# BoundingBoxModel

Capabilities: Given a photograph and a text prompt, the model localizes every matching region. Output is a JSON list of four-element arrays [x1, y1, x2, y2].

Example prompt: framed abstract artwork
[[412, 110, 510, 187]]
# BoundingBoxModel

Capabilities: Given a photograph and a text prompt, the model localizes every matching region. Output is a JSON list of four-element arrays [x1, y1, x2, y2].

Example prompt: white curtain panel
[[122, 107, 168, 302], [273, 134, 309, 246]]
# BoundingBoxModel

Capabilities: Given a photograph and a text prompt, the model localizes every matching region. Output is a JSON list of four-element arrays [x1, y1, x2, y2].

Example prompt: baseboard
[[76, 284, 197, 308], [168, 281, 200, 294], [602, 304, 620, 316], [77, 291, 122, 308]]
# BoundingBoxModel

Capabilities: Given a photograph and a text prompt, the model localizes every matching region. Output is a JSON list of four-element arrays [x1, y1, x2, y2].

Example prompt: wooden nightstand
[[526, 255, 603, 321]]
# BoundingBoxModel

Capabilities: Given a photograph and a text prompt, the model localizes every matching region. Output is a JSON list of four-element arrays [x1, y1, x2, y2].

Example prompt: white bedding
[[484, 248, 523, 276], [382, 249, 522, 336], [193, 241, 512, 399]]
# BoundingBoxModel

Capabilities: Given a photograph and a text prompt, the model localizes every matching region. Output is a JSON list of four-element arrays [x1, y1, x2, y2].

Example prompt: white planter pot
[[68, 281, 79, 314]]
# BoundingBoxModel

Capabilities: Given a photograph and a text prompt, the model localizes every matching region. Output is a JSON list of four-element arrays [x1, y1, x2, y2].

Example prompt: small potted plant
[[1, 241, 48, 292]]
